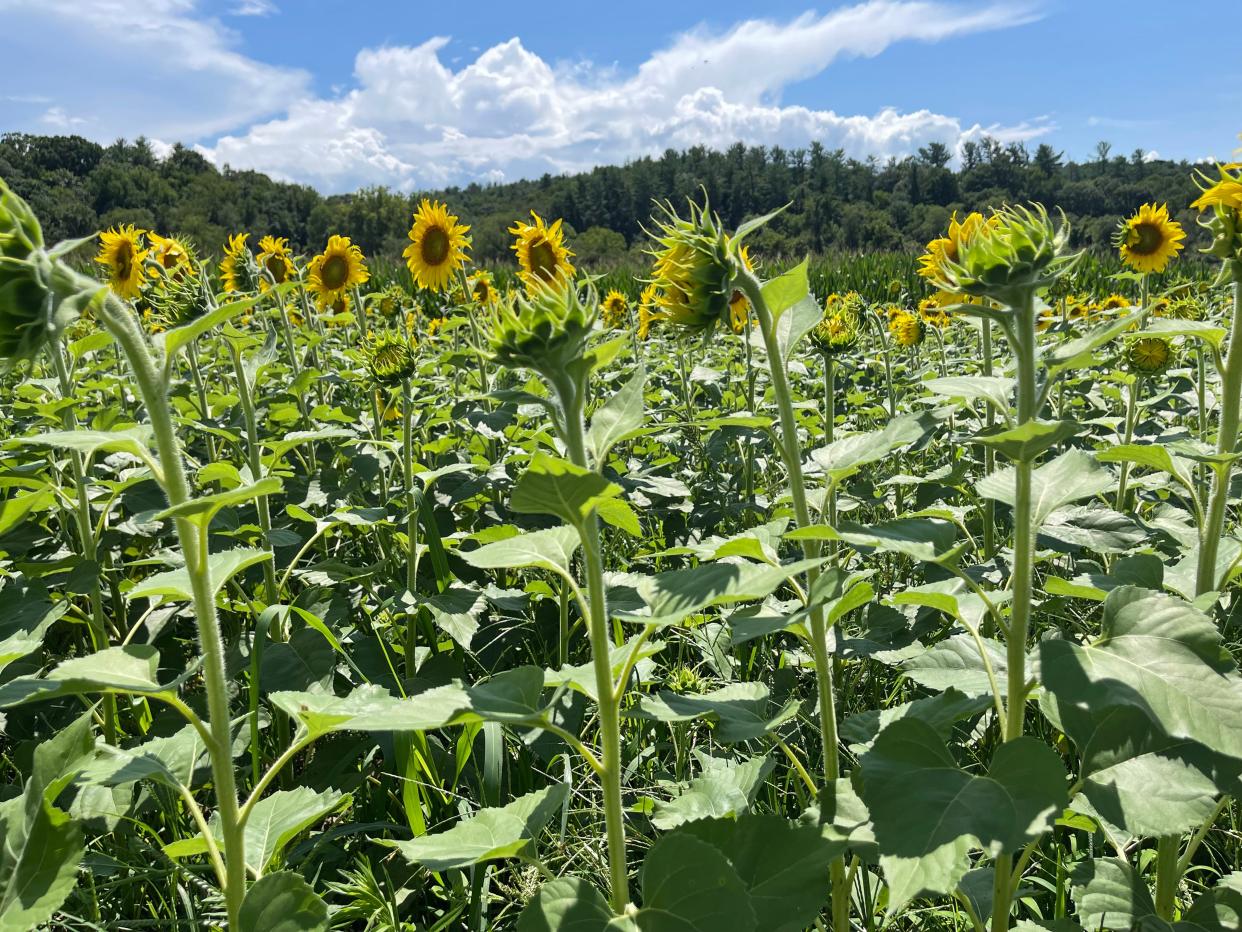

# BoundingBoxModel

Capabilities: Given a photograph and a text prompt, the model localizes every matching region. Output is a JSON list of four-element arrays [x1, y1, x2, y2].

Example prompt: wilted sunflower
[[510, 212, 575, 292], [1126, 337, 1174, 375], [601, 289, 628, 329], [308, 235, 368, 307], [918, 211, 988, 282], [95, 225, 147, 299], [889, 309, 925, 348], [257, 235, 296, 291], [1114, 203, 1185, 273], [404, 199, 471, 293], [366, 332, 417, 385], [220, 233, 256, 294]]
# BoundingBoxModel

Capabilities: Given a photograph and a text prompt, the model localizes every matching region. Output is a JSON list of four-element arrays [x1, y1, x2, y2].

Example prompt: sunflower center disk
[[1129, 222, 1165, 256], [115, 244, 133, 280], [421, 228, 450, 267], [266, 256, 286, 281], [321, 255, 349, 290], [529, 240, 558, 280]]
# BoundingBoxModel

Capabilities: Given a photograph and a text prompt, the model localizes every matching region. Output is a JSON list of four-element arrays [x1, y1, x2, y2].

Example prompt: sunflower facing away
[[917, 211, 988, 281], [510, 212, 575, 292], [637, 284, 661, 341], [889, 309, 925, 348], [727, 245, 756, 334], [220, 233, 254, 294], [404, 200, 471, 293], [1114, 203, 1185, 273], [95, 225, 148, 299], [257, 235, 296, 291], [308, 235, 369, 307]]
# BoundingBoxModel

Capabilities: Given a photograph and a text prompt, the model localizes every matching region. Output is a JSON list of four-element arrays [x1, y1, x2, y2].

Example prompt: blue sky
[[3, 0, 1239, 192]]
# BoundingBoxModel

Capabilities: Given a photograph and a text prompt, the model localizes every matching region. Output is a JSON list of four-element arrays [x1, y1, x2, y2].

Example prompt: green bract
[[365, 331, 417, 385], [487, 277, 596, 374], [647, 196, 737, 332]]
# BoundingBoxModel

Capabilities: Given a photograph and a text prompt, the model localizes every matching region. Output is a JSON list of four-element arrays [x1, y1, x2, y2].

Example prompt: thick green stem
[[552, 369, 629, 912], [402, 379, 418, 596], [100, 294, 247, 928], [227, 341, 278, 606], [736, 271, 846, 928], [1114, 377, 1142, 511], [1196, 277, 1242, 595], [981, 322, 997, 561], [1154, 834, 1181, 920]]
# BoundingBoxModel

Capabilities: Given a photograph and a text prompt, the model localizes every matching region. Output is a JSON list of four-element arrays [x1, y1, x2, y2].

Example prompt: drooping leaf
[[651, 754, 774, 829], [241, 787, 350, 874], [630, 682, 799, 743], [128, 547, 272, 602], [0, 645, 166, 707], [459, 525, 581, 575], [238, 871, 329, 932], [511, 454, 622, 526]]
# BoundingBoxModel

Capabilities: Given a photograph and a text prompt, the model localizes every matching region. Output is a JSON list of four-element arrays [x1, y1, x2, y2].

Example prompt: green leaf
[[238, 871, 329, 932], [630, 682, 799, 742], [387, 783, 568, 870], [901, 634, 1009, 697], [160, 288, 287, 359], [772, 294, 823, 360], [241, 787, 350, 874], [0, 584, 66, 676], [618, 558, 825, 628], [977, 448, 1113, 527], [1069, 857, 1154, 931], [517, 877, 614, 932], [0, 645, 166, 707], [679, 815, 837, 932], [425, 585, 485, 649], [271, 683, 469, 739], [1143, 317, 1227, 349], [1046, 313, 1142, 376], [1096, 444, 1196, 493], [77, 724, 211, 791], [511, 454, 622, 526], [15, 426, 153, 462], [588, 367, 645, 464], [841, 688, 991, 750], [0, 790, 84, 932], [636, 831, 757, 931], [651, 754, 774, 829], [1041, 586, 1242, 762], [973, 419, 1082, 462], [156, 477, 284, 529], [759, 258, 809, 320], [595, 497, 642, 536], [860, 719, 1067, 864], [923, 375, 1014, 413], [808, 517, 960, 563], [811, 412, 939, 483], [459, 525, 581, 575], [546, 634, 665, 702], [0, 488, 54, 539], [129, 546, 272, 602]]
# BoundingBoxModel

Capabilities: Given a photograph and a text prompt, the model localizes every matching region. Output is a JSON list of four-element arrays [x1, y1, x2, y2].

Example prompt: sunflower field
[[2, 159, 1242, 932]]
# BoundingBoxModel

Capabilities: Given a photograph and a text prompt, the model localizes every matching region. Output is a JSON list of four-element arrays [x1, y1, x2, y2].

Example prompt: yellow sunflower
[[220, 233, 253, 294], [308, 235, 369, 307], [889, 310, 925, 348], [917, 295, 952, 329], [510, 212, 575, 292], [468, 271, 497, 306], [146, 232, 194, 278], [726, 246, 756, 334], [257, 235, 296, 291], [637, 283, 662, 340], [1115, 203, 1185, 273], [1099, 294, 1130, 312], [404, 199, 471, 293], [1191, 164, 1242, 212], [94, 225, 148, 299], [601, 289, 628, 329], [918, 211, 988, 281]]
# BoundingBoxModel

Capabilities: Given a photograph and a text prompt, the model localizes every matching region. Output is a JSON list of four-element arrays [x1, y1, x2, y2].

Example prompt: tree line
[[0, 132, 1207, 266]]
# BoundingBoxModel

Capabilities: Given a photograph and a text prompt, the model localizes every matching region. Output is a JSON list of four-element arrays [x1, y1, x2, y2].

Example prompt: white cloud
[[1, 0, 1046, 192], [0, 0, 308, 141], [231, 0, 277, 15]]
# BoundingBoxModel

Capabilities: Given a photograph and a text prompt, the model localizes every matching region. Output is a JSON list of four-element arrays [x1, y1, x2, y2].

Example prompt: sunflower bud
[[1126, 337, 1174, 376], [647, 197, 737, 332], [810, 295, 862, 357], [488, 277, 597, 374], [366, 332, 417, 386], [0, 178, 98, 363], [932, 204, 1076, 305]]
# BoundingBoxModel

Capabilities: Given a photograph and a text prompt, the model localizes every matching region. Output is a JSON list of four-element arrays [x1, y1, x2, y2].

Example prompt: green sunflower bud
[[647, 196, 736, 332], [488, 277, 596, 374], [1126, 337, 1174, 376], [935, 204, 1078, 306], [0, 179, 43, 261], [366, 332, 417, 385], [809, 300, 862, 357]]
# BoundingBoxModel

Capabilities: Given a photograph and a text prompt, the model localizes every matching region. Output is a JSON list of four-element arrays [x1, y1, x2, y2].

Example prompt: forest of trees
[[0, 132, 1208, 266]]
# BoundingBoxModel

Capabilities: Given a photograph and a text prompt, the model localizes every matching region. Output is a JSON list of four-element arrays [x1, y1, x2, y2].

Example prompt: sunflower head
[[366, 332, 418, 386], [1113, 203, 1185, 274], [0, 178, 98, 363], [488, 277, 597, 374], [917, 293, 954, 329], [95, 225, 148, 300], [404, 199, 471, 293], [1126, 337, 1174, 376], [147, 232, 196, 281], [810, 296, 862, 357], [918, 212, 988, 282], [637, 284, 661, 341], [308, 235, 369, 307], [374, 284, 409, 318], [467, 270, 497, 306], [509, 212, 575, 293], [647, 196, 737, 333], [146, 266, 211, 328], [1165, 296, 1205, 321], [931, 204, 1077, 305], [1192, 163, 1242, 268], [889, 309, 925, 348], [1099, 294, 1131, 312], [600, 289, 629, 329], [256, 235, 296, 291], [220, 233, 260, 294]]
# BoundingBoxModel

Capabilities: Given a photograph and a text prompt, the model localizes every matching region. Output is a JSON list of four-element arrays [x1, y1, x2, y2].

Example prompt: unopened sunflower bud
[[488, 277, 597, 374], [810, 297, 862, 357]]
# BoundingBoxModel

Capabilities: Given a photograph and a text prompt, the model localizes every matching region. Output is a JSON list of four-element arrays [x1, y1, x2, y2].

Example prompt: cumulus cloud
[[0, 0, 308, 141], [0, 0, 1047, 192]]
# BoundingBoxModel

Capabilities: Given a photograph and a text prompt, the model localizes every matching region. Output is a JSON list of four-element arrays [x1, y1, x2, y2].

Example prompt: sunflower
[[1126, 337, 1173, 375], [404, 200, 471, 293], [1191, 164, 1242, 212], [1114, 203, 1185, 273], [917, 296, 952, 329], [366, 332, 417, 386], [146, 232, 194, 279], [510, 212, 575, 292], [600, 289, 628, 329], [727, 245, 756, 334], [307, 235, 368, 307], [257, 235, 296, 291], [918, 211, 988, 281], [637, 284, 662, 341], [1099, 294, 1130, 312], [810, 302, 861, 357], [220, 233, 254, 294], [468, 271, 497, 306], [94, 225, 147, 299], [889, 310, 925, 348]]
